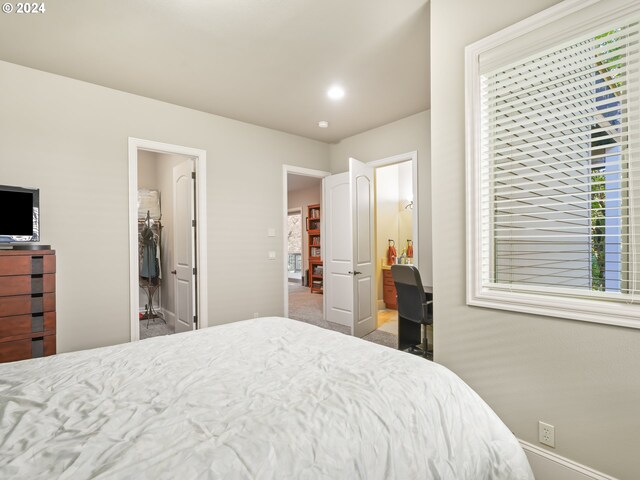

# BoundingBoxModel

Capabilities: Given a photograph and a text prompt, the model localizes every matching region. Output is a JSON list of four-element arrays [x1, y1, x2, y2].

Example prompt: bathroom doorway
[[369, 152, 419, 340]]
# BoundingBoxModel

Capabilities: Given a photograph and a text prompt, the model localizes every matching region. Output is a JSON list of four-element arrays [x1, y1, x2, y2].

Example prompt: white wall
[[329, 110, 431, 285], [0, 60, 329, 353], [430, 1, 640, 479], [137, 151, 158, 190], [287, 181, 322, 282]]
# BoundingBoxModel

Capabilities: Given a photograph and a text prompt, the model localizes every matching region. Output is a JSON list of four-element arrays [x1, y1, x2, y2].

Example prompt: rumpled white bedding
[[0, 317, 534, 480]]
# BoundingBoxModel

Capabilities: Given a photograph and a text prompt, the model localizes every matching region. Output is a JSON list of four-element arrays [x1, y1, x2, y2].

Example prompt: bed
[[0, 317, 533, 479]]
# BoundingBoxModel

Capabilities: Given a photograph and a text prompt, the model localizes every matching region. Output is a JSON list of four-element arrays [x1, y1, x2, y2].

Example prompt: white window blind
[[467, 2, 640, 326]]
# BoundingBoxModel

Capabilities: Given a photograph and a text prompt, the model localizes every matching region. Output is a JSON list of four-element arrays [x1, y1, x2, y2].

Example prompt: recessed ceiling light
[[318, 121, 329, 128], [327, 86, 345, 100]]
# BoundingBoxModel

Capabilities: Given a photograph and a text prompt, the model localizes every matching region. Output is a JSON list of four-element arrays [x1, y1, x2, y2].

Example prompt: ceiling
[[0, 0, 430, 143]]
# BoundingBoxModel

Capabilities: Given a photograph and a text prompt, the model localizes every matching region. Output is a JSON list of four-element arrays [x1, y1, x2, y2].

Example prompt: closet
[[138, 190, 164, 326]]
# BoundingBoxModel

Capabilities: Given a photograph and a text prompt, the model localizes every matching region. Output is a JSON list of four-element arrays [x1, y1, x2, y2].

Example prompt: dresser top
[[0, 249, 55, 256]]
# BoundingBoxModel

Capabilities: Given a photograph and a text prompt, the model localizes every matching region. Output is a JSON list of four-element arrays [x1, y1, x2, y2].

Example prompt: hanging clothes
[[140, 225, 159, 280]]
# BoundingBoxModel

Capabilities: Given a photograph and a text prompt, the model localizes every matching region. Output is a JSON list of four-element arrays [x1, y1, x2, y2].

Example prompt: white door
[[173, 160, 196, 333], [323, 159, 376, 337], [324, 172, 352, 327], [349, 158, 376, 338]]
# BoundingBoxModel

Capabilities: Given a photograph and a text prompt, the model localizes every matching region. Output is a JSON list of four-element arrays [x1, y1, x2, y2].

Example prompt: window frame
[[465, 0, 640, 329]]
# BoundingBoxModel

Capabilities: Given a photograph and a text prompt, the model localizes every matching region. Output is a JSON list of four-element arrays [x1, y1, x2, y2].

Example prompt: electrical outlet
[[538, 421, 555, 448], [253, 312, 259, 318]]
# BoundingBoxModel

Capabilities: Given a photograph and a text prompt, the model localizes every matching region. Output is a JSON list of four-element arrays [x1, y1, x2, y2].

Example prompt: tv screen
[[0, 186, 40, 243]]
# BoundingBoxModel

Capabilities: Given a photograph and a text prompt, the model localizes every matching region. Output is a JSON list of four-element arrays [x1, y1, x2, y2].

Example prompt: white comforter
[[0, 317, 533, 480]]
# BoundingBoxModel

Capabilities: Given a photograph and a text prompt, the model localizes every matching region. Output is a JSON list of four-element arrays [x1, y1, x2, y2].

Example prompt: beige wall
[[0, 60, 329, 353], [329, 110, 432, 285], [137, 150, 158, 190], [431, 1, 640, 478], [287, 181, 322, 282]]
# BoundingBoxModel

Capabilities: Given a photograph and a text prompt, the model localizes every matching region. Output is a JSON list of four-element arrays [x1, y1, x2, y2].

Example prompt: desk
[[397, 286, 432, 358]]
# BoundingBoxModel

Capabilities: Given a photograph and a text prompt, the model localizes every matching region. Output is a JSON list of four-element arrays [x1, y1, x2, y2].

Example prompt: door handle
[[170, 270, 177, 275], [348, 271, 362, 275]]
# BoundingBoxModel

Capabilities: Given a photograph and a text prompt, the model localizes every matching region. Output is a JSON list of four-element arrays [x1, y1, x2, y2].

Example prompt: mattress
[[0, 317, 533, 479]]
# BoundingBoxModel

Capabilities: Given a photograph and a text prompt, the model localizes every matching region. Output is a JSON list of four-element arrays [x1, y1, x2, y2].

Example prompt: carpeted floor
[[140, 317, 174, 340], [138, 286, 399, 348], [288, 283, 398, 348]]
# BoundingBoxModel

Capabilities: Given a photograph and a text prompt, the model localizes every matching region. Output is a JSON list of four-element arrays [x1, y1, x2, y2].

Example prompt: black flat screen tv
[[0, 185, 40, 244]]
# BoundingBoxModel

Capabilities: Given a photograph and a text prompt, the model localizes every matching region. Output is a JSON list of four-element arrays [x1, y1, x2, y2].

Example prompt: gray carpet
[[288, 283, 350, 334], [362, 329, 398, 348], [140, 317, 174, 339], [288, 283, 398, 349]]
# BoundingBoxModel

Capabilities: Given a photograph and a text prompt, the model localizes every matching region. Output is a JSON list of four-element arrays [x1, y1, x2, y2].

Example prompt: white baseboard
[[138, 305, 160, 314], [377, 299, 385, 310], [161, 308, 176, 329], [519, 440, 618, 480]]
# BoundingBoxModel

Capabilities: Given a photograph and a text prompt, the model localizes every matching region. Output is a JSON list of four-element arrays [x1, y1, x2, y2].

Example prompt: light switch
[[268, 251, 276, 260], [267, 228, 276, 237]]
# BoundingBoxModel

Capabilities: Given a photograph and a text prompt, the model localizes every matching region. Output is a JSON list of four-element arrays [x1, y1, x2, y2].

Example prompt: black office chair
[[391, 265, 433, 360]]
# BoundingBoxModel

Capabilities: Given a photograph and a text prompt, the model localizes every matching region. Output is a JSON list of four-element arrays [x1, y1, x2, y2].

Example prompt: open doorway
[[373, 160, 414, 339], [322, 152, 419, 347], [286, 173, 323, 324], [282, 166, 331, 328], [128, 138, 209, 342], [367, 152, 419, 345], [136, 150, 196, 339]]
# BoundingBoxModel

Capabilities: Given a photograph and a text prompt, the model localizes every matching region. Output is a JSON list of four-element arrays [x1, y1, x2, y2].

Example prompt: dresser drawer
[[0, 274, 55, 297], [0, 334, 56, 363], [0, 312, 56, 340], [382, 269, 395, 285], [0, 293, 56, 317], [383, 285, 397, 309], [0, 255, 55, 276], [383, 285, 397, 299]]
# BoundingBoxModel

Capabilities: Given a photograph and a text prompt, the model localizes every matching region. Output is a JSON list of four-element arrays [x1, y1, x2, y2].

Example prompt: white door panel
[[174, 160, 195, 334], [323, 160, 376, 336], [324, 173, 352, 327], [350, 158, 376, 338], [355, 175, 372, 265], [332, 274, 353, 311]]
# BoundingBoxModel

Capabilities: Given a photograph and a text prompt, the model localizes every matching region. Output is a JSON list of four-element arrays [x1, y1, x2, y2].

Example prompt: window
[[287, 212, 302, 274], [466, 0, 640, 328]]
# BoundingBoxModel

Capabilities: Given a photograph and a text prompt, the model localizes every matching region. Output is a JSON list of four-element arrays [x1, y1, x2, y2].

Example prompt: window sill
[[467, 288, 640, 330]]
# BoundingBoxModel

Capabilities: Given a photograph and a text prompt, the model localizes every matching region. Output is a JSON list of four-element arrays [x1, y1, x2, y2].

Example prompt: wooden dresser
[[382, 267, 397, 310], [0, 249, 56, 363]]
